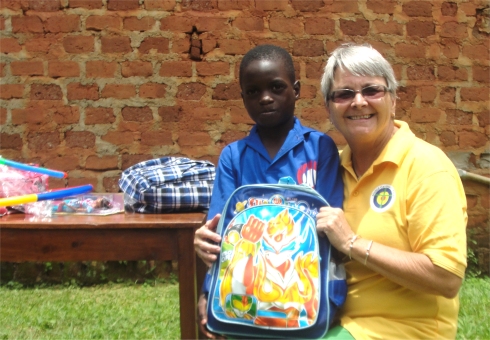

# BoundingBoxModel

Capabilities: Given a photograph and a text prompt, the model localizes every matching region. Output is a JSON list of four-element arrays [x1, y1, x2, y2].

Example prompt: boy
[[194, 44, 343, 338]]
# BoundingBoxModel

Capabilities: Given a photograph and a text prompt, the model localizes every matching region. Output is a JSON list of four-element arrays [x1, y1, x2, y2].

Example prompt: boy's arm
[[316, 135, 343, 208]]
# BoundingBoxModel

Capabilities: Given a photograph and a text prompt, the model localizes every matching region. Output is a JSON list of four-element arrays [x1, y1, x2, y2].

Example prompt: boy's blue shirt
[[202, 117, 344, 295]]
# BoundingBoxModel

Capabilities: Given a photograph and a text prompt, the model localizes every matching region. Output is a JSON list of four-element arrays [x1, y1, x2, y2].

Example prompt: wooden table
[[0, 212, 207, 340]]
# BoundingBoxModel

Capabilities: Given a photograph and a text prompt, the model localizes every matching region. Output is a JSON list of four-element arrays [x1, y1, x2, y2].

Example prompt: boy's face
[[240, 59, 300, 128]]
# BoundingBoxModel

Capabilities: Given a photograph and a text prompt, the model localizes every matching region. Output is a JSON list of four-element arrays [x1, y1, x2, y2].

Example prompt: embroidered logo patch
[[370, 185, 395, 212]]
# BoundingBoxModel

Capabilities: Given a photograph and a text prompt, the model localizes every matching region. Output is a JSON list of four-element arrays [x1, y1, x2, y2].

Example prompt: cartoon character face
[[263, 209, 297, 253]]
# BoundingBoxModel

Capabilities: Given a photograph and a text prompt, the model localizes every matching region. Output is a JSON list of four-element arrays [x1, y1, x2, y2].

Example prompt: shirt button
[[353, 191, 359, 196]]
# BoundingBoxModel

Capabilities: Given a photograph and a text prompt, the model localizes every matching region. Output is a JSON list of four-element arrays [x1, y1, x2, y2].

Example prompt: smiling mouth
[[348, 114, 374, 120]]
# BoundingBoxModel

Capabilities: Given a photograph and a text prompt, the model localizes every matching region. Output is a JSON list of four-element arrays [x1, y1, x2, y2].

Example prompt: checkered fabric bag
[[119, 157, 215, 213]]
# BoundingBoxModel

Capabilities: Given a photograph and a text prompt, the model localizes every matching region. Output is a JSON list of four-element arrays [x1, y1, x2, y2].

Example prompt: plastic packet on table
[[0, 164, 49, 215], [50, 193, 124, 216]]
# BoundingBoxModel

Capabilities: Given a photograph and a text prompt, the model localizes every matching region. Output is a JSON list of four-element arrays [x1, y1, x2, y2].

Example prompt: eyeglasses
[[328, 85, 388, 103]]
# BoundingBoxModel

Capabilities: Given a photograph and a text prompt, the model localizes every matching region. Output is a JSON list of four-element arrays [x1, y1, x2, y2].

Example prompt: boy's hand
[[194, 214, 222, 267], [197, 293, 226, 339]]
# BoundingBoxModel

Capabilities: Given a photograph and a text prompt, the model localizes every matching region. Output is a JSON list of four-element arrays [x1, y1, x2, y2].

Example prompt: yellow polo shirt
[[338, 121, 467, 339]]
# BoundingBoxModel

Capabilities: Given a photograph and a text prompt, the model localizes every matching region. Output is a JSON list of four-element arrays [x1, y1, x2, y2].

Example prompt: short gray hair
[[320, 43, 398, 102]]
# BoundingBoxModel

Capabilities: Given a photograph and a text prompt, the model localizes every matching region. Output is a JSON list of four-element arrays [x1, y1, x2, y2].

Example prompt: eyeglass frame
[[327, 84, 389, 103]]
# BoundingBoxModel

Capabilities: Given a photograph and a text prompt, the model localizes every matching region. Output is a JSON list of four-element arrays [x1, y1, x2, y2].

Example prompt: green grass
[[0, 277, 488, 339]]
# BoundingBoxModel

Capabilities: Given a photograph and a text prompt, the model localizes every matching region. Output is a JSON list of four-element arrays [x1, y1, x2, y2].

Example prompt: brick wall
[[0, 0, 489, 271]]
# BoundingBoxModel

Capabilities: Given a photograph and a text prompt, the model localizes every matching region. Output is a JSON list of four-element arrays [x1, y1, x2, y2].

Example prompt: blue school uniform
[[202, 117, 343, 295]]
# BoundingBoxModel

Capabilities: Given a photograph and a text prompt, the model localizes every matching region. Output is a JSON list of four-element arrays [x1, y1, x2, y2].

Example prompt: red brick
[[107, 0, 139, 11], [292, 39, 324, 57], [340, 19, 369, 36], [101, 84, 136, 99], [12, 16, 43, 33], [0, 38, 22, 53], [0, 17, 4, 30], [158, 105, 183, 122], [459, 131, 487, 148], [411, 108, 441, 123], [301, 107, 327, 121], [0, 133, 22, 150], [25, 37, 56, 53], [85, 107, 115, 124], [121, 61, 153, 77], [219, 39, 252, 55], [123, 17, 156, 31], [63, 35, 94, 53], [407, 66, 435, 80], [212, 82, 241, 100], [473, 66, 489, 84], [420, 86, 437, 103], [101, 36, 132, 53], [438, 66, 468, 81], [269, 17, 303, 34], [305, 17, 335, 35], [233, 17, 263, 31], [0, 107, 6, 124], [441, 40, 459, 59], [28, 0, 60, 11], [159, 61, 192, 77], [291, 0, 323, 12], [176, 83, 207, 100], [190, 107, 226, 121], [86, 155, 118, 170], [45, 15, 80, 33], [67, 83, 99, 101], [0, 0, 27, 10], [48, 61, 80, 77], [27, 132, 60, 150], [255, 0, 288, 11], [395, 43, 426, 58], [0, 63, 4, 77], [440, 87, 456, 103], [44, 156, 80, 171], [160, 16, 194, 32], [65, 131, 96, 148], [331, 1, 360, 13], [220, 130, 247, 145], [406, 20, 435, 38], [141, 131, 173, 146], [121, 154, 151, 170], [30, 84, 62, 100], [11, 106, 45, 125], [228, 106, 252, 124], [69, 0, 103, 9], [102, 131, 138, 145], [367, 0, 395, 14], [52, 106, 80, 124], [462, 44, 489, 61], [139, 83, 166, 98], [196, 17, 228, 32], [10, 60, 43, 76], [440, 22, 467, 39], [121, 106, 153, 122], [182, 0, 218, 11], [446, 109, 473, 125], [145, 0, 176, 10], [67, 176, 99, 190], [102, 176, 121, 193], [373, 20, 403, 35], [461, 87, 489, 102], [217, 0, 253, 10], [305, 61, 324, 80], [440, 131, 456, 146], [441, 2, 458, 16], [86, 15, 121, 30], [403, 1, 432, 17], [86, 61, 117, 78], [0, 84, 24, 99], [196, 62, 229, 76], [139, 37, 169, 54], [476, 111, 489, 128], [178, 131, 211, 146]]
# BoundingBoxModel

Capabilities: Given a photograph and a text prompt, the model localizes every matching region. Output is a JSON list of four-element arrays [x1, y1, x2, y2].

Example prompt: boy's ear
[[293, 80, 300, 99]]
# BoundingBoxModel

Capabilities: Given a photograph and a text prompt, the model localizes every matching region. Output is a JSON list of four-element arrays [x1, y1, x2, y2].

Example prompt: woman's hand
[[194, 214, 222, 267], [197, 293, 226, 339], [316, 206, 355, 256]]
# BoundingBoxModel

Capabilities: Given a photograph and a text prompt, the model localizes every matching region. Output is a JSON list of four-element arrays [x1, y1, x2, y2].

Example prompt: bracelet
[[349, 234, 360, 260], [364, 240, 374, 265]]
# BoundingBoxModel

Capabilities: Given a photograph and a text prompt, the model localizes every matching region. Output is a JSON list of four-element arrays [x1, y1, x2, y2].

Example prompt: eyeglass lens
[[330, 85, 387, 103]]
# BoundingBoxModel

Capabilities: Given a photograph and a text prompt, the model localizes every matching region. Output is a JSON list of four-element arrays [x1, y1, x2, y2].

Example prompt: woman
[[317, 43, 467, 339]]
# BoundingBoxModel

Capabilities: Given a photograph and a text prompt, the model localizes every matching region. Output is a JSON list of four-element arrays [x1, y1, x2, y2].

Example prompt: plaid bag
[[118, 157, 215, 213]]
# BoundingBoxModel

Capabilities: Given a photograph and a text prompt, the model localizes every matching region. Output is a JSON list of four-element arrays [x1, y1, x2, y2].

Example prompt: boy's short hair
[[239, 44, 295, 85]]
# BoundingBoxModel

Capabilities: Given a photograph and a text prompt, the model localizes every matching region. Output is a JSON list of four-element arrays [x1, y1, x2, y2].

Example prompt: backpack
[[206, 178, 347, 339], [118, 157, 215, 213]]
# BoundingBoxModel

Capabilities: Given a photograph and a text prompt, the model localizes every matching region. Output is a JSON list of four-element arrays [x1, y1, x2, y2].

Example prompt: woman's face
[[325, 69, 396, 146]]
